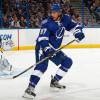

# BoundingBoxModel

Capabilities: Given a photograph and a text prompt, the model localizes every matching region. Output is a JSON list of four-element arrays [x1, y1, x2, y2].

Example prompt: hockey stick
[[12, 39, 77, 79]]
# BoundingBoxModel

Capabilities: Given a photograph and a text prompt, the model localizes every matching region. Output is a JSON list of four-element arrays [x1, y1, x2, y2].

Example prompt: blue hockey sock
[[29, 75, 40, 88], [29, 70, 43, 88]]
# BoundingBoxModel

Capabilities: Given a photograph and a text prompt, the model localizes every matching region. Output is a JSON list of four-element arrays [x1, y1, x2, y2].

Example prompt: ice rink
[[0, 49, 100, 100]]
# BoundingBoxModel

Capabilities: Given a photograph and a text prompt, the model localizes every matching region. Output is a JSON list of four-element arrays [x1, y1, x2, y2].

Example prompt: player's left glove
[[44, 47, 55, 57], [75, 32, 85, 41]]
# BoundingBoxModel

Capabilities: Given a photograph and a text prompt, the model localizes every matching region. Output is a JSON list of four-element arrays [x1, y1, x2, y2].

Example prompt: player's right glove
[[75, 32, 85, 41], [44, 46, 55, 57], [74, 28, 85, 41]]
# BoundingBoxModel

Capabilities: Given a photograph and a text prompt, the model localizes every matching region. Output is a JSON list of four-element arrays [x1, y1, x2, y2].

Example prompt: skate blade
[[50, 86, 66, 92], [50, 86, 64, 92], [23, 93, 35, 99], [50, 84, 66, 89]]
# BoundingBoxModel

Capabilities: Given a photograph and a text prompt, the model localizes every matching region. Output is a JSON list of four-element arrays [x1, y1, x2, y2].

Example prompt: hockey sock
[[29, 70, 43, 88], [54, 66, 68, 81]]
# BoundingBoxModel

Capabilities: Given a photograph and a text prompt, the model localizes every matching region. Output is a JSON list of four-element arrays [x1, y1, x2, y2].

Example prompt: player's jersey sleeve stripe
[[69, 24, 82, 35], [38, 37, 49, 42]]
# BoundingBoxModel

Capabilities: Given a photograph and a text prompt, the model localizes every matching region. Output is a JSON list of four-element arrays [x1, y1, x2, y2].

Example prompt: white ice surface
[[0, 49, 100, 100]]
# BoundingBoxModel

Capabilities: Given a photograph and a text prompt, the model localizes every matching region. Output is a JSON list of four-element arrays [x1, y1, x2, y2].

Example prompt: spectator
[[17, 9, 24, 20], [84, 0, 100, 24], [89, 0, 100, 23], [10, 15, 21, 28], [20, 16, 26, 28], [1, 0, 83, 28], [2, 16, 9, 28]]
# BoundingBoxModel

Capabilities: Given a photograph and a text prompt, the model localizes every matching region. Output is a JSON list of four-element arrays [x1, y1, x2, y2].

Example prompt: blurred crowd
[[1, 0, 81, 28], [84, 0, 100, 24]]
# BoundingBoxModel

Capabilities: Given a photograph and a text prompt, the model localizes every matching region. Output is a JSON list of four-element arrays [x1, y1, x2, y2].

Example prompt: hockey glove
[[44, 47, 55, 57], [75, 32, 85, 41]]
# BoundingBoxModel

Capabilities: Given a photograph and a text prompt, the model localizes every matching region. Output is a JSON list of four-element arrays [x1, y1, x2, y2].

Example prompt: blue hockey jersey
[[37, 14, 82, 50]]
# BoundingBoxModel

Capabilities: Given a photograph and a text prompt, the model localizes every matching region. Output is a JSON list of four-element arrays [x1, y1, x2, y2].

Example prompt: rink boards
[[0, 28, 100, 50]]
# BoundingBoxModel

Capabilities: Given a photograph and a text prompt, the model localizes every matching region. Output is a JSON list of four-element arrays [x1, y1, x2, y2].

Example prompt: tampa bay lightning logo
[[56, 27, 65, 39]]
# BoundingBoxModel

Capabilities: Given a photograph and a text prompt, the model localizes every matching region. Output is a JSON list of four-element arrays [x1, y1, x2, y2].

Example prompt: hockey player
[[0, 37, 13, 74], [23, 3, 85, 99]]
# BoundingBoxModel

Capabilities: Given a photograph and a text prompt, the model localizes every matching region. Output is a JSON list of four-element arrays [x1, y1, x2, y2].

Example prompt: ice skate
[[50, 76, 66, 89], [0, 58, 14, 75], [2, 65, 13, 75], [23, 85, 36, 99]]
